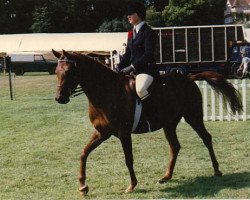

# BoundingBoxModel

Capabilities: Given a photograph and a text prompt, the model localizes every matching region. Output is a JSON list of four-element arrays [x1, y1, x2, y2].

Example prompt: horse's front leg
[[79, 130, 110, 196], [119, 132, 138, 193]]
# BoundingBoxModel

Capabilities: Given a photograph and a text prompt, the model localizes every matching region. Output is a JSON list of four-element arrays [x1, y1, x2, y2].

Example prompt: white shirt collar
[[134, 21, 145, 34]]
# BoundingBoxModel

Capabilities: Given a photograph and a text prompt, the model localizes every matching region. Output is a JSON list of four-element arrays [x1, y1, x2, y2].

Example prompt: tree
[[96, 0, 167, 32], [1, 0, 229, 34], [162, 0, 227, 26], [30, 5, 52, 33], [97, 17, 131, 32], [146, 6, 165, 27], [30, 0, 77, 33], [146, 0, 169, 11], [0, 0, 35, 33]]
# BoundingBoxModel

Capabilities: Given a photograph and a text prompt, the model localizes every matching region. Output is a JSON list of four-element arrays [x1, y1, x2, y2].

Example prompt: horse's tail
[[188, 71, 243, 114]]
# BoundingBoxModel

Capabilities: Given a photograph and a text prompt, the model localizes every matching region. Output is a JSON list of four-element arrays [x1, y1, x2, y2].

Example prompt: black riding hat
[[126, 1, 146, 20]]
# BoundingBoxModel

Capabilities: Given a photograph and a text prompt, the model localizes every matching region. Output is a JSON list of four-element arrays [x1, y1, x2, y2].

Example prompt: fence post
[[4, 56, 13, 100], [203, 81, 208, 121], [196, 78, 248, 122], [234, 80, 239, 121], [242, 79, 247, 121], [219, 94, 223, 121], [226, 102, 232, 121], [211, 87, 216, 121]]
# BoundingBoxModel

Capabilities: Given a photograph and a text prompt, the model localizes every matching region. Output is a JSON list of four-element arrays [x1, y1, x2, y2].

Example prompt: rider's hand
[[121, 65, 134, 74]]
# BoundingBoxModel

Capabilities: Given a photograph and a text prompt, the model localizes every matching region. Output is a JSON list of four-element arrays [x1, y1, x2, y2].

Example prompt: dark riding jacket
[[118, 23, 157, 76]]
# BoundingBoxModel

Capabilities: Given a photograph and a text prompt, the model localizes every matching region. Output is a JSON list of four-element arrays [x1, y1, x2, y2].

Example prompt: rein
[[72, 86, 84, 97]]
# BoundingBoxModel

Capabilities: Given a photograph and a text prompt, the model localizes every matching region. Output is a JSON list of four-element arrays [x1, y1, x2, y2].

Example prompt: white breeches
[[135, 73, 154, 100], [243, 63, 249, 74]]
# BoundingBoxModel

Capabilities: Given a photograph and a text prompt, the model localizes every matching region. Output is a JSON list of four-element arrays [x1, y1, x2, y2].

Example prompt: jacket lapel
[[133, 23, 147, 42]]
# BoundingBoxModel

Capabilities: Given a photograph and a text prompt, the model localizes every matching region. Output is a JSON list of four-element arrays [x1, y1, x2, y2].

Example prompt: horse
[[52, 49, 243, 196]]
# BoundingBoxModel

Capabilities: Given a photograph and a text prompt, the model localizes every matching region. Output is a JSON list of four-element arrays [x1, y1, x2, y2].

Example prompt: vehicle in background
[[7, 52, 57, 75], [0, 57, 3, 72], [153, 24, 250, 78]]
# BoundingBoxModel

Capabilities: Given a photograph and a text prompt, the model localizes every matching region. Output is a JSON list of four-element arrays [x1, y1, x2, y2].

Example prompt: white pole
[[110, 51, 114, 70], [227, 102, 232, 121], [203, 81, 208, 121], [242, 79, 247, 121], [172, 29, 175, 62], [159, 29, 162, 63], [211, 87, 216, 121], [219, 94, 223, 121], [234, 79, 239, 121]]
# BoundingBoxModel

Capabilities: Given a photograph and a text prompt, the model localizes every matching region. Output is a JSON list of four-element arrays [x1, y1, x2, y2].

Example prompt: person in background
[[112, 50, 121, 70], [121, 43, 127, 55], [237, 50, 250, 79], [105, 56, 110, 67], [118, 1, 159, 129]]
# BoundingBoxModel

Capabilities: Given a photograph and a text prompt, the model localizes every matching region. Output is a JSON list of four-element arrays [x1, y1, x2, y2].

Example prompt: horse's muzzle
[[55, 96, 70, 104]]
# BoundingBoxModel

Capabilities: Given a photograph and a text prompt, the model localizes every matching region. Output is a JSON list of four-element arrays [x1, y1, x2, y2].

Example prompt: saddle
[[127, 75, 163, 133]]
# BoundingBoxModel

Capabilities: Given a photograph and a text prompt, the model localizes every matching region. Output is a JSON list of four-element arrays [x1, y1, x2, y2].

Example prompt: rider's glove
[[121, 65, 134, 75]]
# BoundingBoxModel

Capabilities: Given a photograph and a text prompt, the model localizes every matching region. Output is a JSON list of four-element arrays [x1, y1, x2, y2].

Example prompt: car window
[[34, 55, 44, 61]]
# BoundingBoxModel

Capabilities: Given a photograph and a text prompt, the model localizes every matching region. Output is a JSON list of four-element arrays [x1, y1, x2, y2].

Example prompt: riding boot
[[141, 95, 161, 131]]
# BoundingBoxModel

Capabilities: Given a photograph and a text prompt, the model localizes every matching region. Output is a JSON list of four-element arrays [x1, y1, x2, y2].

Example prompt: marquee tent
[[0, 32, 128, 54]]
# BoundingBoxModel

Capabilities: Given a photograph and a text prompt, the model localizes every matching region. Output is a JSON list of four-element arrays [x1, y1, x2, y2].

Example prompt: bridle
[[57, 58, 84, 97], [58, 58, 77, 66]]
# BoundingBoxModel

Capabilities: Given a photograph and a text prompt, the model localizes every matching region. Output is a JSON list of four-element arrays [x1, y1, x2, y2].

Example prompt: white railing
[[196, 79, 250, 121]]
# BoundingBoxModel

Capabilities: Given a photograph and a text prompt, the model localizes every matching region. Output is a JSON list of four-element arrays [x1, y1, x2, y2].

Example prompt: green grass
[[0, 74, 249, 199]]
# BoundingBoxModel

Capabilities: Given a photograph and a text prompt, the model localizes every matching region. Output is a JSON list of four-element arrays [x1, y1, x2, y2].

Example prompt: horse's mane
[[74, 53, 119, 80], [69, 53, 123, 91]]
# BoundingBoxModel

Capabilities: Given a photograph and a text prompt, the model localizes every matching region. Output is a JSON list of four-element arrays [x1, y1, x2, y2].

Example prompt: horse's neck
[[78, 62, 121, 107]]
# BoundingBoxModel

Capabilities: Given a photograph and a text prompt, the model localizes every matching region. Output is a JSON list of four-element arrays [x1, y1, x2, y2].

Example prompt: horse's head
[[52, 49, 79, 104]]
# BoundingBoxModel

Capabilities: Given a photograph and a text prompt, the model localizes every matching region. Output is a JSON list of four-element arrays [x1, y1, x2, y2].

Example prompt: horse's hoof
[[79, 185, 89, 196], [125, 185, 135, 193], [214, 171, 223, 176], [125, 188, 134, 193], [157, 177, 171, 184]]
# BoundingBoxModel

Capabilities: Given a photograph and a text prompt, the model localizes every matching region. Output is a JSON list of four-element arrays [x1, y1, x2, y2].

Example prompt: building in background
[[225, 0, 250, 24]]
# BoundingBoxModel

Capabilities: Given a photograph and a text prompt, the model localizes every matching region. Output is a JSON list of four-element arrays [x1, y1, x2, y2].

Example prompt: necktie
[[133, 28, 137, 39]]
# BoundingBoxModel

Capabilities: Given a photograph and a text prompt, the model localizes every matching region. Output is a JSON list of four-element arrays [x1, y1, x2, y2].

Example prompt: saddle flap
[[128, 75, 136, 93]]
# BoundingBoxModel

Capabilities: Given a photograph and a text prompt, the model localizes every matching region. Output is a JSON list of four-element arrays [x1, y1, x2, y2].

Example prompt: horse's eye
[[65, 70, 72, 75]]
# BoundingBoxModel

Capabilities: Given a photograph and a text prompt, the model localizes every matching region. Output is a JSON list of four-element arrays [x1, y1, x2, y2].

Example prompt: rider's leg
[[135, 73, 154, 100], [135, 74, 161, 130]]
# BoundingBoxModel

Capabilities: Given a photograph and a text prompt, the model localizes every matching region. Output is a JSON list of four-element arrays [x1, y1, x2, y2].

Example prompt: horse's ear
[[52, 49, 61, 59], [62, 49, 74, 60]]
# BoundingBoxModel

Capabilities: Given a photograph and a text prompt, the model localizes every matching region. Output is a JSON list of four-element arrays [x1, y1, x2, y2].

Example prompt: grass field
[[0, 74, 249, 199]]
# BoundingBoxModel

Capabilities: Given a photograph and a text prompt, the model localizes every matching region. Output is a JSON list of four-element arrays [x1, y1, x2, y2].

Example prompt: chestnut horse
[[52, 50, 242, 195]]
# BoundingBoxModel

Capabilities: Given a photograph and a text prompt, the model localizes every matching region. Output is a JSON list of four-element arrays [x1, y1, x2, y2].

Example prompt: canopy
[[0, 32, 128, 54]]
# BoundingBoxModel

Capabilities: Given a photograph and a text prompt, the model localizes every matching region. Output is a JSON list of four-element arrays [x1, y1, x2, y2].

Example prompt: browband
[[58, 59, 76, 63]]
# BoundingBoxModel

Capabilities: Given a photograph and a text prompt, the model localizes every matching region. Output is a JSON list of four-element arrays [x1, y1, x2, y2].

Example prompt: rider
[[118, 1, 159, 130]]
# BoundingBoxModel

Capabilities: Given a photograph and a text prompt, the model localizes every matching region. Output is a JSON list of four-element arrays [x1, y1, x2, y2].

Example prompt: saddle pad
[[132, 98, 142, 132]]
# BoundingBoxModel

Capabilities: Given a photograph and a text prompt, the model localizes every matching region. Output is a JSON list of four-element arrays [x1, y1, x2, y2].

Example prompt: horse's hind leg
[[184, 114, 222, 176], [79, 130, 111, 195], [158, 117, 181, 184]]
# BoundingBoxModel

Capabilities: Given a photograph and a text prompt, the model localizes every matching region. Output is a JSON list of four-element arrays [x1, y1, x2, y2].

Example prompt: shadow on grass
[[158, 172, 250, 198], [22, 73, 52, 76]]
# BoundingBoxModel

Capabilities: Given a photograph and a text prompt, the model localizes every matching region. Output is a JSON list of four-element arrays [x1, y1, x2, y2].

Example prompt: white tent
[[0, 32, 128, 54]]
